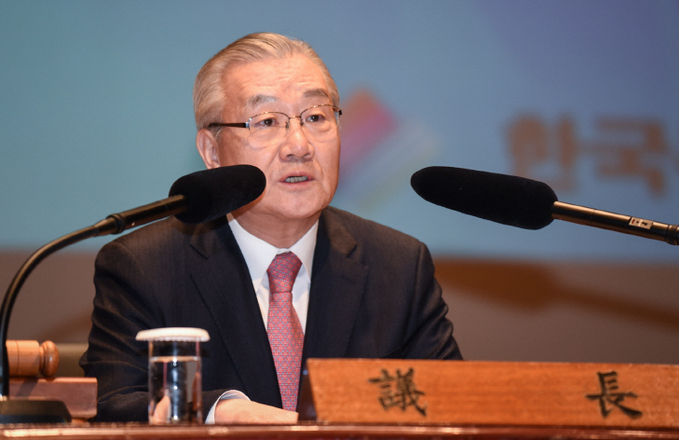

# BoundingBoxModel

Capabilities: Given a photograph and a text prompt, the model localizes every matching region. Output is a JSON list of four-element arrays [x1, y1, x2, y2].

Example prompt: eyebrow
[[304, 88, 330, 100], [244, 89, 331, 110], [245, 94, 277, 109]]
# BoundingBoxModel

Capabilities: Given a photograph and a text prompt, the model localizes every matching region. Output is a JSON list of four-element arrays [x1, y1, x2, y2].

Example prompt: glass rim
[[136, 327, 210, 342]]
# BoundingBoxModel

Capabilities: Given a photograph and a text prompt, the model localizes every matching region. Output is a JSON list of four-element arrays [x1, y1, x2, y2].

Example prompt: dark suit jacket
[[80, 206, 462, 421]]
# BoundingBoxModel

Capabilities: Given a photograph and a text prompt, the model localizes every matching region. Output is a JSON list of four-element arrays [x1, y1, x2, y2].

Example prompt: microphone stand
[[0, 195, 185, 423]]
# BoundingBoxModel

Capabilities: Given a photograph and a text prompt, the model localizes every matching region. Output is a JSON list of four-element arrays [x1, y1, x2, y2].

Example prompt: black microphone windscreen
[[169, 165, 266, 224], [411, 166, 557, 230]]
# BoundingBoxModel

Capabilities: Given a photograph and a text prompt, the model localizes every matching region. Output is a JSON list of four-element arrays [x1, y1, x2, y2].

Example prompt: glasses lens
[[249, 112, 288, 142], [301, 105, 340, 141]]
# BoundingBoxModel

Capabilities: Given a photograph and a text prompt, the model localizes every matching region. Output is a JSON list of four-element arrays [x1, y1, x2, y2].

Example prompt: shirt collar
[[227, 213, 317, 287]]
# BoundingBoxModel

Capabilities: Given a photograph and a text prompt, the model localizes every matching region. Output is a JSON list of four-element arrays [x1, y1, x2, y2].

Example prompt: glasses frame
[[206, 104, 342, 135]]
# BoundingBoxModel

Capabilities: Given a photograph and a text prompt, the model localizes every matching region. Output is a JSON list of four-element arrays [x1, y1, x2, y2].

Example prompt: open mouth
[[285, 176, 309, 183]]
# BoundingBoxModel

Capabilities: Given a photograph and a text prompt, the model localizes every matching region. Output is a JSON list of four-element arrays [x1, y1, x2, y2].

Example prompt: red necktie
[[266, 252, 304, 411]]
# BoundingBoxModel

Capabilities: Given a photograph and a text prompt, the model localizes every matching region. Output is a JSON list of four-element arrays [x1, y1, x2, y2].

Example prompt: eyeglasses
[[207, 104, 342, 144]]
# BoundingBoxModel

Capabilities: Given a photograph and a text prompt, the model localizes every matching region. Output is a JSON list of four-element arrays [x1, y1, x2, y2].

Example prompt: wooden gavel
[[5, 340, 59, 377]]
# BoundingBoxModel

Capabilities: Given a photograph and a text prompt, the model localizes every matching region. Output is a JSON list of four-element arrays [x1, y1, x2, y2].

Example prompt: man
[[81, 32, 462, 424]]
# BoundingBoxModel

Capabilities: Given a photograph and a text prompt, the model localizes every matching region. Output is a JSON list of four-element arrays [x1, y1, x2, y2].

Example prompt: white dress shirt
[[205, 214, 318, 423]]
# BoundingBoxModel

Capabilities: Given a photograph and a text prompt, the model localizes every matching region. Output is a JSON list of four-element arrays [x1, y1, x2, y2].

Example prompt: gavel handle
[[5, 340, 59, 377]]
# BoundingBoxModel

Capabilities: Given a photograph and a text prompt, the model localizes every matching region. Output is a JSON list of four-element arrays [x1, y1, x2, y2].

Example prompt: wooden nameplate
[[298, 359, 679, 428]]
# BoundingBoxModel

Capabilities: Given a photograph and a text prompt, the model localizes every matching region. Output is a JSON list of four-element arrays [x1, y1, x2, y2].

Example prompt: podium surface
[[0, 423, 678, 440]]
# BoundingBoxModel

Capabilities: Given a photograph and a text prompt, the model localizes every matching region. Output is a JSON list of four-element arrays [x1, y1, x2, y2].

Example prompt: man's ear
[[196, 129, 222, 169]]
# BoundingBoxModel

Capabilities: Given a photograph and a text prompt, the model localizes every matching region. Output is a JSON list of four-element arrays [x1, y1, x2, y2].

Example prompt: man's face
[[201, 54, 340, 226]]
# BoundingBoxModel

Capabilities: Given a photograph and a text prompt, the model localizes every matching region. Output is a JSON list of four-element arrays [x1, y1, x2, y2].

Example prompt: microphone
[[95, 164, 266, 235], [411, 166, 679, 245], [169, 164, 266, 224], [0, 164, 266, 423], [411, 166, 557, 230]]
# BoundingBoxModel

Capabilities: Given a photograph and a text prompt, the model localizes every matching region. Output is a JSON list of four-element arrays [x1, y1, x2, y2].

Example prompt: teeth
[[285, 176, 308, 183]]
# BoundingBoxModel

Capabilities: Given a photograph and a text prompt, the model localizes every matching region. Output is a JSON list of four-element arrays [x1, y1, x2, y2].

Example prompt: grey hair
[[193, 32, 339, 131]]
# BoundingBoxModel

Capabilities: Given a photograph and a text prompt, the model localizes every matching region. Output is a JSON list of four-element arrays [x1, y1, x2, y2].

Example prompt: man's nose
[[281, 118, 313, 159]]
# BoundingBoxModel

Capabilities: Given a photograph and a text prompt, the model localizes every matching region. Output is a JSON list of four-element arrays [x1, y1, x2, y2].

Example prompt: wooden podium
[[0, 359, 678, 439]]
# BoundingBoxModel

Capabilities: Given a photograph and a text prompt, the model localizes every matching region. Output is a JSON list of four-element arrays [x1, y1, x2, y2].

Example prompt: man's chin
[[279, 206, 325, 222], [271, 193, 332, 218]]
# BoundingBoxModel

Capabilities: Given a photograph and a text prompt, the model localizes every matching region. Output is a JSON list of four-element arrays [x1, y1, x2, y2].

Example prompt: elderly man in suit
[[81, 32, 462, 424]]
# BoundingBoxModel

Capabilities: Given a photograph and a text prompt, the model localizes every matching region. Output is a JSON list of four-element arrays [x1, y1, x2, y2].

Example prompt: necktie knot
[[267, 252, 302, 294]]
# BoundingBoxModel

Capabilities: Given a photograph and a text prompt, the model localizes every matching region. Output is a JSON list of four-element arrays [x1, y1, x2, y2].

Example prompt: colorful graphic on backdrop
[[333, 89, 442, 212]]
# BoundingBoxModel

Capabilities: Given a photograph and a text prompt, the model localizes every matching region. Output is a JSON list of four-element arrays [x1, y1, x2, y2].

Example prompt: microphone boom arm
[[0, 194, 187, 399], [552, 201, 679, 245], [0, 225, 100, 398]]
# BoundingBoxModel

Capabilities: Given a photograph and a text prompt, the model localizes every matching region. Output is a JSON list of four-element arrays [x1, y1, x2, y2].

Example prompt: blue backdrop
[[2, 0, 678, 261]]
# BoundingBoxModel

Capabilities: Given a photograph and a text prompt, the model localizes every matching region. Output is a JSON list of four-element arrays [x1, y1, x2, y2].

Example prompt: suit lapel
[[303, 209, 368, 361], [188, 220, 281, 406]]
